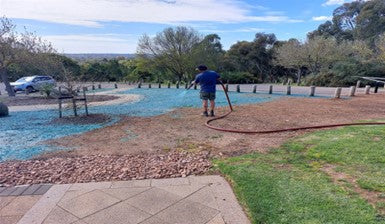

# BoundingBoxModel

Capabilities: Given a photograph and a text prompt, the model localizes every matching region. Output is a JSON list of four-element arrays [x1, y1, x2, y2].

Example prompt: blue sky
[[0, 0, 351, 53]]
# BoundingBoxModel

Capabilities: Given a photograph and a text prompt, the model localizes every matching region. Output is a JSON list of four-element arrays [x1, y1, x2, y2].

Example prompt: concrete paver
[[82, 200, 151, 224], [41, 207, 79, 224], [125, 188, 182, 215], [11, 175, 250, 224], [153, 200, 219, 224], [207, 214, 226, 224], [0, 197, 15, 210], [151, 177, 190, 187], [0, 215, 23, 224], [101, 187, 150, 200], [111, 179, 151, 188], [0, 195, 41, 216], [58, 190, 120, 218]]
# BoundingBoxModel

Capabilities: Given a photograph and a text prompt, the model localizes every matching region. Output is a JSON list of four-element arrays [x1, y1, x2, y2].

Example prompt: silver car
[[10, 76, 56, 92]]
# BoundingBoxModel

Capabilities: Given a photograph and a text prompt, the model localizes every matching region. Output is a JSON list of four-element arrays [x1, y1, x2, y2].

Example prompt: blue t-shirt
[[194, 70, 220, 93]]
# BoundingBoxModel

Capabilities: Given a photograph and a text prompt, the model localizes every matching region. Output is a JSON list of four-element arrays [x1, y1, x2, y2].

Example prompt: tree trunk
[[296, 69, 302, 84], [0, 67, 15, 97]]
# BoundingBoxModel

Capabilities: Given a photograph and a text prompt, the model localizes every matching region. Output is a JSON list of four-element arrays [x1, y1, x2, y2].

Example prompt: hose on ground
[[205, 83, 385, 134]]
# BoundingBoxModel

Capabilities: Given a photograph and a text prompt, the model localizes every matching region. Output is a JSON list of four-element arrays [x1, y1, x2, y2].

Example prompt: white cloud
[[0, 0, 301, 27], [322, 0, 346, 6], [43, 34, 138, 53], [312, 16, 332, 21]]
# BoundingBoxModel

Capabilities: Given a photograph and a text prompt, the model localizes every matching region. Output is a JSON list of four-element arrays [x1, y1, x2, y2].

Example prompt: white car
[[10, 76, 56, 92]]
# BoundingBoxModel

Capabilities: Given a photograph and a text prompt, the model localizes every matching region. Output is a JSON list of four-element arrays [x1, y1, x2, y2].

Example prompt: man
[[192, 65, 220, 117]]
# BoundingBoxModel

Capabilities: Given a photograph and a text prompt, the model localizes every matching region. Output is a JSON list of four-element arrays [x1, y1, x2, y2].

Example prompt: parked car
[[10, 76, 56, 92]]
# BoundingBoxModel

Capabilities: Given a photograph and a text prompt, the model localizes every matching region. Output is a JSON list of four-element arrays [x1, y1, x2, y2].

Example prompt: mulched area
[[2, 93, 385, 186], [49, 114, 111, 125], [2, 94, 118, 106], [47, 93, 385, 158], [0, 151, 211, 187]]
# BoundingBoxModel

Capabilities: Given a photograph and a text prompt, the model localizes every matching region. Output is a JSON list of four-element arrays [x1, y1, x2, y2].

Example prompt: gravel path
[[0, 151, 211, 187]]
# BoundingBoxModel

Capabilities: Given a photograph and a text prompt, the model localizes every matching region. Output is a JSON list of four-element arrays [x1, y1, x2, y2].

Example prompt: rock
[[0, 151, 212, 187]]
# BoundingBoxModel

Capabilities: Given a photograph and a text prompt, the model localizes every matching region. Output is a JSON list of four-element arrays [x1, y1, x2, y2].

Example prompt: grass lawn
[[215, 125, 385, 224]]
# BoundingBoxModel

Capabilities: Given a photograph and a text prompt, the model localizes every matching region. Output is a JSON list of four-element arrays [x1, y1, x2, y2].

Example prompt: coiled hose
[[205, 83, 385, 134]]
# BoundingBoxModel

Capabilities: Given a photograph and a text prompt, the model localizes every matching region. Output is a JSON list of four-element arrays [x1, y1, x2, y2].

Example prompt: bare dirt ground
[[47, 93, 385, 158]]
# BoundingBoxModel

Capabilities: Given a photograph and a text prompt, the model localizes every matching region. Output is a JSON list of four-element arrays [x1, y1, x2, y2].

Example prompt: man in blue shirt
[[192, 65, 220, 117]]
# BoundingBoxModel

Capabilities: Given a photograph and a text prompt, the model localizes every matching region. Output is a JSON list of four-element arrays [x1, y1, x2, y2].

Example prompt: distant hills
[[64, 53, 136, 61]]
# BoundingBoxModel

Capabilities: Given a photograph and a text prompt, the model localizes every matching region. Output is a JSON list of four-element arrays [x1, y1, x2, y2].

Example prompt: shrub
[[220, 71, 257, 84], [40, 83, 54, 98], [0, 102, 9, 117]]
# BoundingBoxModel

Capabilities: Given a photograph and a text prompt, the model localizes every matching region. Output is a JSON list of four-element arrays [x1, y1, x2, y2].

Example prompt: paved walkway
[[1, 176, 250, 224]]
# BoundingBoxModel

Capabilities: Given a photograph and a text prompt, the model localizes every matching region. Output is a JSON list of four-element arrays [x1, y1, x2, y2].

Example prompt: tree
[[375, 33, 385, 63], [224, 33, 277, 82], [356, 0, 385, 44], [308, 0, 385, 45], [192, 34, 225, 74], [0, 17, 55, 96], [274, 39, 306, 83], [137, 26, 201, 82]]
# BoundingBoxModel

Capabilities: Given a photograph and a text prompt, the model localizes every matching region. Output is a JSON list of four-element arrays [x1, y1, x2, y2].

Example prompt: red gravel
[[0, 151, 211, 187]]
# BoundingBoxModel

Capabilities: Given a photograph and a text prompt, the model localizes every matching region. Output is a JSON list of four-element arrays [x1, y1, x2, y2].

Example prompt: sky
[[0, 0, 353, 54]]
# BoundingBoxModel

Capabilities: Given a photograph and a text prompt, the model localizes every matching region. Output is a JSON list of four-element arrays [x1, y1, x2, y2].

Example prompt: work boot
[[210, 110, 215, 117], [202, 111, 208, 117]]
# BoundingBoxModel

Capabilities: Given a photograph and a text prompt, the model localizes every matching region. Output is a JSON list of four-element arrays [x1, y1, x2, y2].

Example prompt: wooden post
[[159, 83, 161, 88], [194, 84, 197, 90], [356, 80, 361, 89], [98, 84, 101, 89], [58, 98, 62, 118], [185, 83, 188, 89], [83, 87, 88, 116], [225, 84, 229, 92], [236, 84, 240, 92], [72, 98, 78, 116], [269, 85, 273, 94], [310, 86, 316, 96], [349, 86, 356, 97], [168, 82, 171, 88], [138, 82, 141, 88], [365, 85, 371, 94], [114, 83, 118, 89], [92, 85, 95, 90], [374, 82, 379, 93], [148, 83, 151, 88], [176, 81, 180, 89], [252, 85, 257, 93], [287, 85, 291, 95], [334, 87, 342, 98]]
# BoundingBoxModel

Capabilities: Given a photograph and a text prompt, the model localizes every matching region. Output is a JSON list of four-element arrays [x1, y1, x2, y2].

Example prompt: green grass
[[215, 124, 385, 224]]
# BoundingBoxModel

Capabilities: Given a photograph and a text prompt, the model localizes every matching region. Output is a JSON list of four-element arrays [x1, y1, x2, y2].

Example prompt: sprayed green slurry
[[1, 88, 323, 162], [215, 124, 385, 223]]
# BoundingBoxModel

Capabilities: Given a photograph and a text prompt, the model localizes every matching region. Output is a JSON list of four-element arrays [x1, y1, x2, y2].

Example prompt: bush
[[304, 61, 385, 87], [220, 71, 257, 84], [0, 102, 9, 117], [40, 83, 55, 98]]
